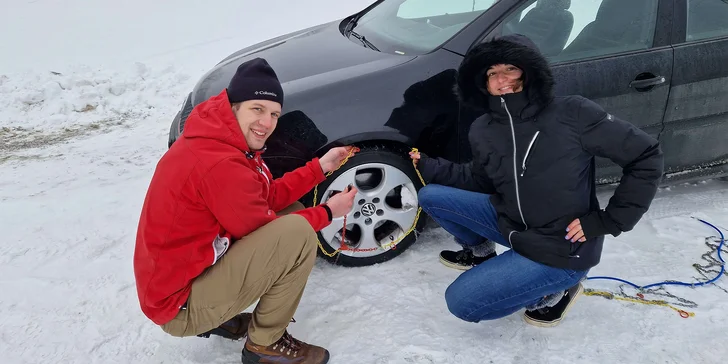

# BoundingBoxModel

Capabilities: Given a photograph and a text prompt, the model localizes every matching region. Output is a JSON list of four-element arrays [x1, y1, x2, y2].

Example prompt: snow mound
[[0, 63, 193, 131]]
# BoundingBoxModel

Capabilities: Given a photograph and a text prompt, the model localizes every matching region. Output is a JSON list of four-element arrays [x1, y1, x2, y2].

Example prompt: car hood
[[191, 20, 416, 105]]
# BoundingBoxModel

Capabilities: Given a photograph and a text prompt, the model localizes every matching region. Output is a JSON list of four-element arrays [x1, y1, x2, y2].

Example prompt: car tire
[[310, 144, 427, 267]]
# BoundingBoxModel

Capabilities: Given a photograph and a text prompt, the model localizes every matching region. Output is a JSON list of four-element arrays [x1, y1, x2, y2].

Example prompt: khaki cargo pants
[[160, 202, 318, 346]]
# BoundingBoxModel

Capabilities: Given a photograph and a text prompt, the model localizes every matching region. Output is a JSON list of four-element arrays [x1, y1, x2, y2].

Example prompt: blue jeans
[[418, 184, 589, 322]]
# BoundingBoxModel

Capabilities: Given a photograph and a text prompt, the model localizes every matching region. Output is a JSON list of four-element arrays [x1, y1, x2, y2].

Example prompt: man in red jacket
[[134, 58, 357, 364]]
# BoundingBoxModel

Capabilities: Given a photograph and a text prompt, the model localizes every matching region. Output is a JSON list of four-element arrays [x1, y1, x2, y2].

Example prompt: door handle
[[630, 75, 666, 89]]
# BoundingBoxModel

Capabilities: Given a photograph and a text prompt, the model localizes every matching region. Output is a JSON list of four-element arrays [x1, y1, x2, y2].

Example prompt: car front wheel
[[312, 144, 427, 267]]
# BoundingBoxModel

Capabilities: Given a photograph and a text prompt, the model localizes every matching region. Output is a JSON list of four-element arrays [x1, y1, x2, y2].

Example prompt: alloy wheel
[[318, 162, 420, 258]]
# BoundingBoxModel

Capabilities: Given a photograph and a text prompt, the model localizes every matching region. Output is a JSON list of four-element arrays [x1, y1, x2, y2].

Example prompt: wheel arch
[[315, 131, 417, 158], [299, 134, 424, 209]]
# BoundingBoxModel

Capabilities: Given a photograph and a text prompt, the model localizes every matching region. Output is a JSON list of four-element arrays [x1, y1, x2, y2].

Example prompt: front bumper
[[168, 92, 193, 147]]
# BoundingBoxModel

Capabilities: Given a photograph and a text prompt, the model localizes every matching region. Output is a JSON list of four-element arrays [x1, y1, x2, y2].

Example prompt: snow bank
[[0, 63, 192, 131]]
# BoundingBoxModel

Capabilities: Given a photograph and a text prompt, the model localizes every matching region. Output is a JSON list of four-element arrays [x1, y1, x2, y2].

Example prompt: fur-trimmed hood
[[456, 34, 554, 115]]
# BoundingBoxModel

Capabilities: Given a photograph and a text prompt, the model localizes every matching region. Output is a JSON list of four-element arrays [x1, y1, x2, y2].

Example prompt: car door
[[463, 0, 674, 184], [660, 0, 728, 182]]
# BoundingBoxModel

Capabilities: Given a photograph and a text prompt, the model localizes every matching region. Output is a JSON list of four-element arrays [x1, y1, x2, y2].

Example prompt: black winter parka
[[419, 34, 664, 271]]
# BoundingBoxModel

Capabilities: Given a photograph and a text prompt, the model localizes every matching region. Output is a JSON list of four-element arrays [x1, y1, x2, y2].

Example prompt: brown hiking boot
[[241, 330, 330, 364], [197, 312, 252, 341]]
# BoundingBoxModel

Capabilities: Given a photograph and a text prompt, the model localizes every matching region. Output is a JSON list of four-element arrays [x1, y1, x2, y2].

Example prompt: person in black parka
[[411, 34, 664, 327]]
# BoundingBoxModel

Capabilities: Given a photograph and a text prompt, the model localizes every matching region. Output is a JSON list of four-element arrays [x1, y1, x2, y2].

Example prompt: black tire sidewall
[[312, 147, 426, 266]]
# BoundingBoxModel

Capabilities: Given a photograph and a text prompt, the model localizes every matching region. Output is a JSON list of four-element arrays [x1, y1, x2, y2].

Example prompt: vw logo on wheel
[[360, 203, 377, 217]]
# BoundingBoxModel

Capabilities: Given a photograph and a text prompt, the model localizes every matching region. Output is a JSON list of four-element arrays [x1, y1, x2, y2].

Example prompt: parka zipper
[[501, 97, 528, 231], [255, 156, 271, 186], [520, 131, 540, 177], [256, 166, 270, 185]]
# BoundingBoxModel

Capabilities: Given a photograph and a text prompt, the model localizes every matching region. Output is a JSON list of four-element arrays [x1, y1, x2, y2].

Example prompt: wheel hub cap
[[360, 202, 376, 217]]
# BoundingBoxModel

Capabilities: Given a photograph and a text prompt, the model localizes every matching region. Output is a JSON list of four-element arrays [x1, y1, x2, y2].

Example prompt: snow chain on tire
[[311, 147, 427, 258]]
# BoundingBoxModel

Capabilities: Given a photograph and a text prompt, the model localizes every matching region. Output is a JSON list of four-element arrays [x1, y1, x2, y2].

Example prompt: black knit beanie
[[226, 58, 284, 106]]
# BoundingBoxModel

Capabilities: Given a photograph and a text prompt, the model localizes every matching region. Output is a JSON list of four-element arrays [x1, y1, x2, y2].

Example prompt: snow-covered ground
[[1, 1, 727, 363]]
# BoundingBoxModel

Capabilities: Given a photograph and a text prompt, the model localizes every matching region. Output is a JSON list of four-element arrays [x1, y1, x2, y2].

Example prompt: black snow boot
[[439, 248, 497, 270], [523, 282, 584, 327]]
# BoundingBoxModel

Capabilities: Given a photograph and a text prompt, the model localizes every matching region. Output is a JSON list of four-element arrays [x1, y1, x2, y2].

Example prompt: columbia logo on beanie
[[227, 58, 284, 106]]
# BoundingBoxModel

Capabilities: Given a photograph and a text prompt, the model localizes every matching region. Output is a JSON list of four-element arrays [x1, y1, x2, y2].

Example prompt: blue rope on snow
[[586, 217, 726, 290]]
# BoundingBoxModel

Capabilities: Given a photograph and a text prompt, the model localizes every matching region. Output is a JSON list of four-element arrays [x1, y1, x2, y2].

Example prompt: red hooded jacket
[[134, 89, 331, 325]]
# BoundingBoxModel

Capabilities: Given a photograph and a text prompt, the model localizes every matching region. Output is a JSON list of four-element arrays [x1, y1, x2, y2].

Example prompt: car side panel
[[551, 50, 673, 184], [263, 51, 466, 178], [660, 0, 728, 182]]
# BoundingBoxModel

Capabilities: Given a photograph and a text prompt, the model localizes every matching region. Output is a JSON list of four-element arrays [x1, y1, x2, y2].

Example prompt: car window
[[687, 0, 728, 41], [500, 0, 660, 63], [351, 0, 499, 55]]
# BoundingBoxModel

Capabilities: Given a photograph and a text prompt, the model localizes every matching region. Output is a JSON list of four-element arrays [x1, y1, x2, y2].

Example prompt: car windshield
[[348, 0, 499, 55]]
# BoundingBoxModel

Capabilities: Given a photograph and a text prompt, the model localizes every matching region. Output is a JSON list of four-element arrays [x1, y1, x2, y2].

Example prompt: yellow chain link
[[583, 289, 695, 318], [313, 147, 426, 258]]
